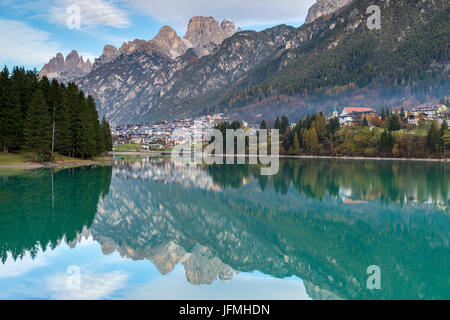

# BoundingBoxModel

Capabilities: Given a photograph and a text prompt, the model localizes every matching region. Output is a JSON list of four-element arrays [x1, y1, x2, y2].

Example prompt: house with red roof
[[339, 107, 376, 124]]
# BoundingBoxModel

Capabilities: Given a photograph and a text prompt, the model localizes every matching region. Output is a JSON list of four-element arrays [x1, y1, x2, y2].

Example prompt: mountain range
[[39, 0, 450, 125]]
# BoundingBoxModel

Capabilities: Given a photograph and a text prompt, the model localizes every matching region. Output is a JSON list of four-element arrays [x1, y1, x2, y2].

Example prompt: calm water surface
[[0, 158, 449, 300]]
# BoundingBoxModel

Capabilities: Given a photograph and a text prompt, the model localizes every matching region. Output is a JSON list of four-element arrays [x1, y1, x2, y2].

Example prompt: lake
[[0, 157, 449, 300]]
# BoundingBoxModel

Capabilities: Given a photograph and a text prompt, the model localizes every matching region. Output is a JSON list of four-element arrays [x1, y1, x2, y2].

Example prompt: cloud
[[0, 19, 61, 66], [48, 0, 130, 29], [128, 0, 316, 31]]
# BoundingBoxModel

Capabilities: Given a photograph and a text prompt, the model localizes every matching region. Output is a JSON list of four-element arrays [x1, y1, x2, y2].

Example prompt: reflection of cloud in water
[[124, 265, 311, 300], [0, 251, 50, 279], [47, 270, 128, 300]]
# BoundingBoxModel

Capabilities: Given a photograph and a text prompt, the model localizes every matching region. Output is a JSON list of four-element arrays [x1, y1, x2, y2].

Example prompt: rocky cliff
[[39, 50, 92, 82], [305, 0, 354, 24], [78, 24, 303, 124], [41, 16, 236, 85], [183, 16, 236, 57]]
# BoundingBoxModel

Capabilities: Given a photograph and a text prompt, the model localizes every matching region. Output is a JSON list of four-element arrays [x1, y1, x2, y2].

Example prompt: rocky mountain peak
[[305, 0, 354, 24], [151, 25, 191, 59], [92, 45, 118, 70], [40, 52, 65, 75], [183, 16, 236, 57], [39, 50, 92, 83]]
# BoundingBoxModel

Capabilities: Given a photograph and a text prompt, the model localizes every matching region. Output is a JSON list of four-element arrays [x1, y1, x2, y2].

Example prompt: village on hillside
[[112, 103, 449, 152]]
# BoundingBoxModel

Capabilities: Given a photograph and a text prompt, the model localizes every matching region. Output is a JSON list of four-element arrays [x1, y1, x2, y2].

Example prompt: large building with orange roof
[[339, 107, 376, 124]]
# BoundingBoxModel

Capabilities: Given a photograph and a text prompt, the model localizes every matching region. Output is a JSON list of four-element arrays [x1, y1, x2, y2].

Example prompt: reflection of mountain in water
[[1, 159, 449, 299], [89, 159, 449, 300]]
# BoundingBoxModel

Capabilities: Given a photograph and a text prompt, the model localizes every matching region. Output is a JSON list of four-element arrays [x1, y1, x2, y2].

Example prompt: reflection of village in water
[[116, 157, 448, 210], [1, 158, 449, 299]]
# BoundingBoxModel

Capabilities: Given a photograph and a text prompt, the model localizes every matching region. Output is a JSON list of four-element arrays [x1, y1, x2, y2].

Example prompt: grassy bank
[[0, 151, 112, 170], [0, 151, 91, 164]]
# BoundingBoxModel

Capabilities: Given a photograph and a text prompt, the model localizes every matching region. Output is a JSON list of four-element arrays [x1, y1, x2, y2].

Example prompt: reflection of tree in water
[[208, 159, 449, 206], [207, 163, 250, 189], [0, 166, 112, 263]]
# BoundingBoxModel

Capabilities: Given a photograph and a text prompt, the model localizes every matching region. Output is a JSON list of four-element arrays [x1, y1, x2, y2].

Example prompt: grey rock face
[[39, 50, 93, 83], [152, 25, 191, 59], [183, 16, 236, 57], [305, 0, 354, 24], [78, 24, 302, 125], [93, 45, 119, 70]]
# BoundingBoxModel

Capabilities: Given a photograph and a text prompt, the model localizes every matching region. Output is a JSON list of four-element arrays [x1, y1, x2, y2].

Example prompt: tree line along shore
[[0, 66, 113, 162], [217, 109, 449, 159]]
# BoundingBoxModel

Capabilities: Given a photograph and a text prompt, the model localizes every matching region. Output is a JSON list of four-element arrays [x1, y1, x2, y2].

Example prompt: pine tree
[[274, 117, 281, 131], [0, 66, 9, 152], [78, 97, 95, 158], [327, 117, 340, 136], [87, 95, 103, 156], [400, 106, 406, 119], [280, 116, 290, 135], [66, 83, 84, 157], [23, 90, 52, 161], [2, 84, 22, 152], [260, 120, 268, 130], [380, 129, 394, 155], [1, 67, 112, 159], [55, 83, 72, 156], [101, 116, 113, 152], [362, 116, 369, 127], [388, 111, 401, 131]]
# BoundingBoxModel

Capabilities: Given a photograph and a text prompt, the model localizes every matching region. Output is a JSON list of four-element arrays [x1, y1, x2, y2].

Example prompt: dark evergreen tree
[[55, 83, 72, 155], [87, 95, 103, 156], [388, 112, 401, 131], [101, 116, 113, 152], [0, 67, 110, 159], [380, 129, 394, 155], [280, 116, 290, 135], [0, 66, 10, 152], [327, 116, 340, 136], [274, 117, 281, 131], [23, 90, 52, 161], [362, 116, 369, 127], [260, 120, 268, 130]]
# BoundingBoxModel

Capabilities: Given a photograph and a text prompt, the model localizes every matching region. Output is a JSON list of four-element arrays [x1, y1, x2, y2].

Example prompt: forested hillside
[[0, 67, 112, 161], [219, 0, 449, 115]]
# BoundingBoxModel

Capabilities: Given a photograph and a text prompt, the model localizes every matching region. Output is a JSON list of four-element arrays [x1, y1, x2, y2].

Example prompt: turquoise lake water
[[0, 158, 449, 299]]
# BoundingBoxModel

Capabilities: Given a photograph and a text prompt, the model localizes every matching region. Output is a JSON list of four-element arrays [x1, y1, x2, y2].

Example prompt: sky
[[0, 0, 316, 70]]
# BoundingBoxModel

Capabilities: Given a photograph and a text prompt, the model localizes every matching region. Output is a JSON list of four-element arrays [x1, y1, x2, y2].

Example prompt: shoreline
[[1, 153, 447, 169], [112, 151, 449, 163], [0, 159, 112, 170]]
